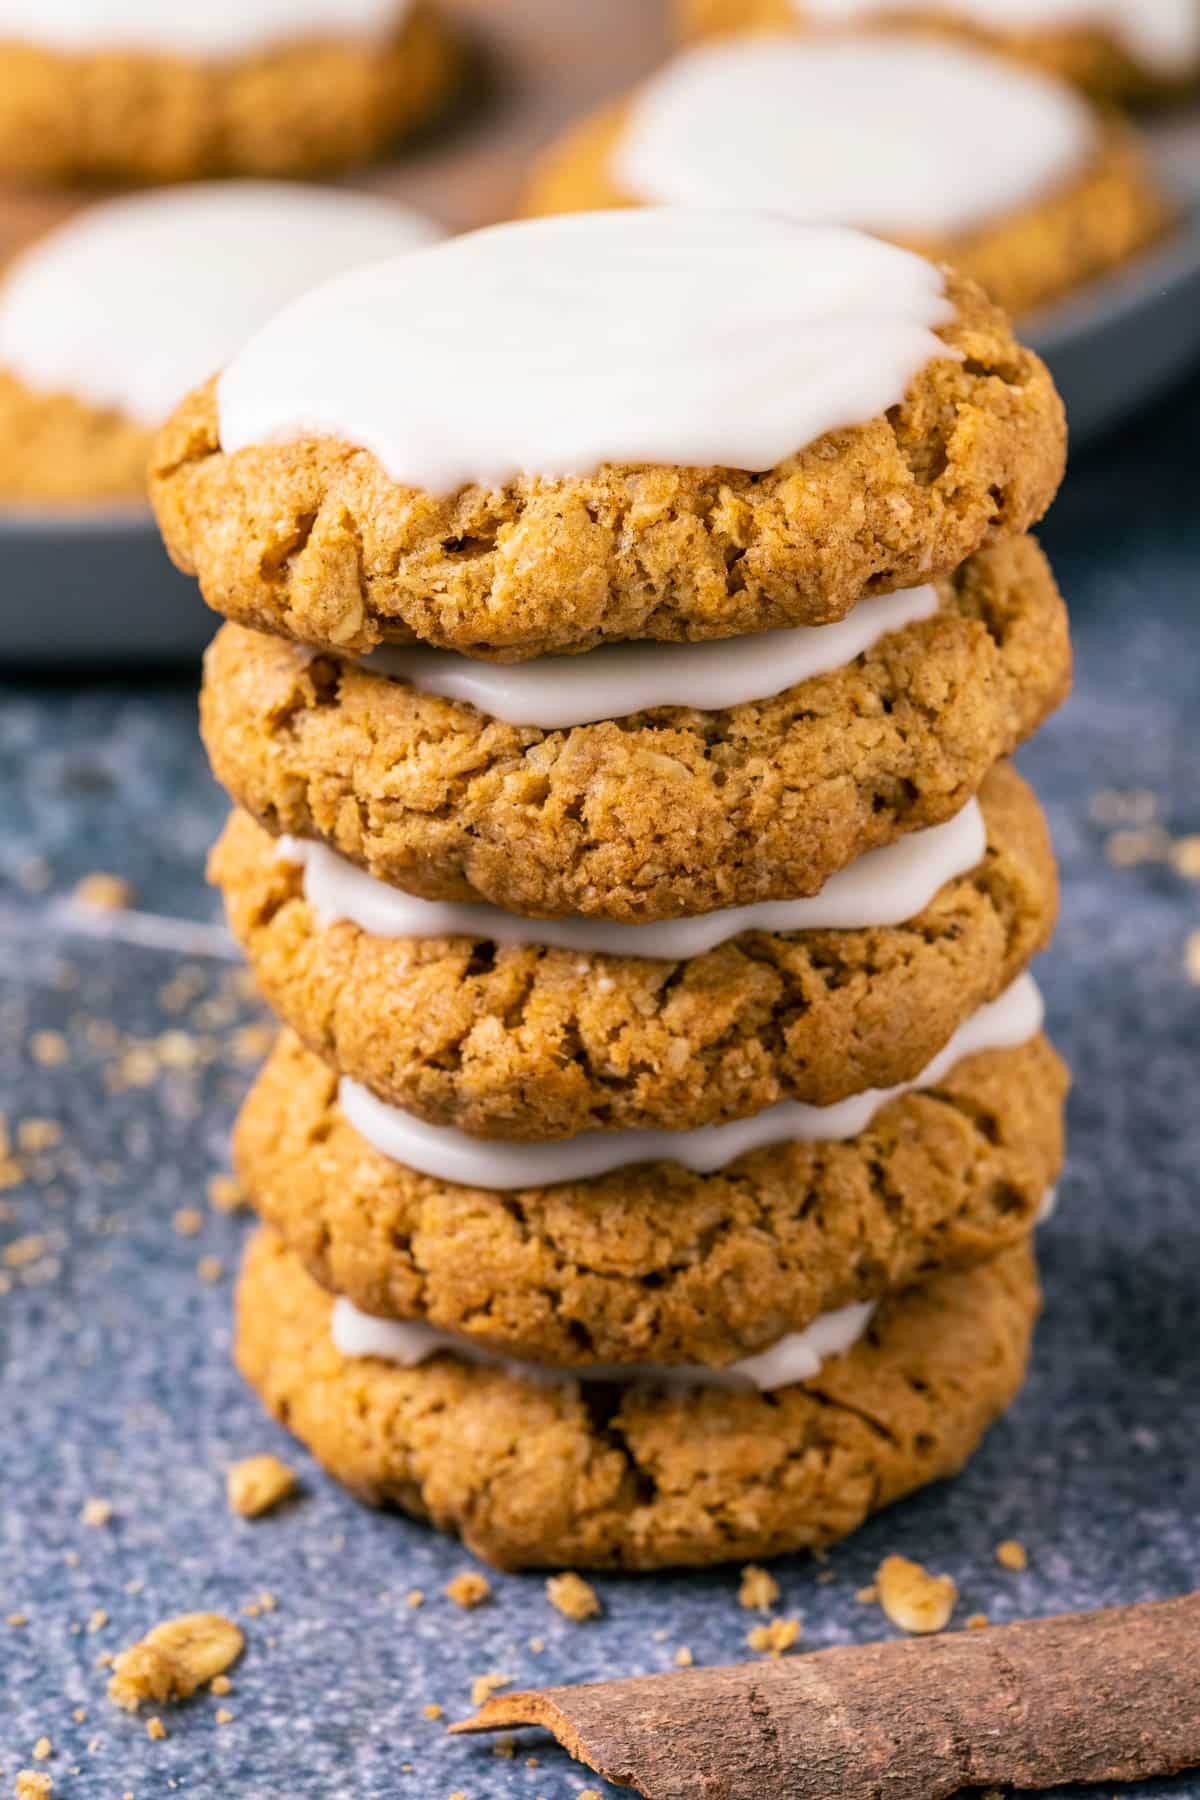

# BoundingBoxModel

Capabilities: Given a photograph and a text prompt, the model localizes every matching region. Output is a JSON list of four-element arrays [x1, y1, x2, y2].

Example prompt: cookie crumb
[[172, 1208, 204, 1238], [673, 1646, 694, 1668], [87, 1610, 108, 1633], [81, 1497, 112, 1528], [995, 1539, 1028, 1572], [1170, 836, 1200, 879], [546, 1571, 601, 1622], [30, 1031, 69, 1068], [15, 1774, 53, 1799], [6, 1612, 28, 1627], [405, 1590, 424, 1609], [32, 1740, 51, 1762], [444, 1572, 491, 1611], [967, 1612, 990, 1630], [75, 872, 136, 912], [423, 1704, 444, 1721], [72, 1710, 86, 1723], [226, 1454, 297, 1519], [206, 1174, 244, 1214], [492, 1736, 515, 1759], [215, 1709, 234, 1726], [737, 1565, 780, 1613], [1187, 931, 1200, 985], [145, 1718, 167, 1742], [469, 1672, 512, 1707], [876, 1555, 957, 1635], [855, 1584, 879, 1604], [210, 1675, 232, 1697], [528, 1637, 545, 1653], [196, 1255, 225, 1284], [745, 1617, 800, 1657], [108, 1614, 243, 1711]]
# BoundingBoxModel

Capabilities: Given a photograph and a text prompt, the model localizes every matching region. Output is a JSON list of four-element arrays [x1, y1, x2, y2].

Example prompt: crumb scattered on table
[[876, 1555, 957, 1635], [995, 1539, 1028, 1572], [74, 873, 137, 912], [545, 1571, 601, 1621], [226, 1454, 297, 1519], [108, 1613, 244, 1712], [737, 1565, 780, 1613], [745, 1617, 801, 1657], [470, 1672, 512, 1707], [673, 1646, 694, 1668], [444, 1571, 491, 1611]]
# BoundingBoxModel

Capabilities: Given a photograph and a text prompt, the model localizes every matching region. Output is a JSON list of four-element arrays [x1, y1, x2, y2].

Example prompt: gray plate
[[4, 118, 1200, 665]]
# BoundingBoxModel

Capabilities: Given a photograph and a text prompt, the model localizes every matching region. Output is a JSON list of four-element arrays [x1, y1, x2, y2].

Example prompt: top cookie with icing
[[150, 211, 1065, 661]]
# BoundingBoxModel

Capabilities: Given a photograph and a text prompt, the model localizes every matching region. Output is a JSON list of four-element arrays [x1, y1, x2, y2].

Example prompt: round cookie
[[675, 1, 1200, 105], [200, 536, 1071, 923], [0, 2, 457, 186], [233, 1026, 1066, 1369], [236, 1226, 1041, 1569], [525, 36, 1168, 320], [212, 762, 1058, 1138], [150, 222, 1066, 661], [0, 184, 441, 504]]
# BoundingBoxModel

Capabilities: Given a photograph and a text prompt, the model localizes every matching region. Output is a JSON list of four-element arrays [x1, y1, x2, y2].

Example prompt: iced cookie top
[[615, 35, 1095, 239], [217, 210, 956, 493], [0, 0, 411, 58], [796, 0, 1200, 75], [0, 183, 441, 428]]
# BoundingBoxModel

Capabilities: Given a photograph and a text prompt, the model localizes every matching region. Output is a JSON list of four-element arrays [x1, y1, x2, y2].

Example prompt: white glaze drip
[[331, 1295, 877, 1392], [279, 796, 986, 958], [0, 183, 441, 428], [615, 35, 1094, 239], [340, 974, 1044, 1187], [0, 0, 410, 58], [217, 211, 957, 493], [359, 582, 938, 729], [795, 0, 1200, 74]]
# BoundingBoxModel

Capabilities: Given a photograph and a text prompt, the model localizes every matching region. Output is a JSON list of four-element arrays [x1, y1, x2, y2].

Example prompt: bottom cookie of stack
[[237, 1228, 1040, 1571]]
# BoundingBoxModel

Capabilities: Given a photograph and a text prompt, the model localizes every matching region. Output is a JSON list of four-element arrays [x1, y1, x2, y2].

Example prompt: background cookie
[[233, 1027, 1065, 1368], [212, 762, 1058, 1136], [675, 0, 1200, 104], [151, 230, 1065, 659], [526, 35, 1168, 319], [0, 2, 458, 184], [200, 537, 1070, 922], [236, 1227, 1041, 1569]]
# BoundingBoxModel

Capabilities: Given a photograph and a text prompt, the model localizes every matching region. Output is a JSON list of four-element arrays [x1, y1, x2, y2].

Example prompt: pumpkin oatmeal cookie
[[211, 762, 1058, 1137], [0, 2, 458, 185], [235, 1226, 1041, 1569], [199, 536, 1071, 923], [675, 1, 1200, 105], [233, 1027, 1066, 1368], [151, 266, 1065, 660]]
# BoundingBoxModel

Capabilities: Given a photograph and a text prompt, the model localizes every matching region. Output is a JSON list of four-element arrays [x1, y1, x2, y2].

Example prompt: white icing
[[0, 0, 410, 58], [217, 210, 957, 494], [341, 974, 1044, 1188], [280, 796, 986, 958], [615, 36, 1094, 240], [361, 582, 938, 729], [331, 1294, 877, 1392], [795, 0, 1200, 75], [0, 183, 442, 429]]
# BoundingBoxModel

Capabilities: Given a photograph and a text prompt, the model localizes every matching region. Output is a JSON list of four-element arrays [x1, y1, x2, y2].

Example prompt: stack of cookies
[[151, 210, 1072, 1571]]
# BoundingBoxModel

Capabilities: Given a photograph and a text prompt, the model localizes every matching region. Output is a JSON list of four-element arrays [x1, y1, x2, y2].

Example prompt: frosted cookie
[[211, 762, 1058, 1138], [0, 1, 457, 185], [0, 184, 441, 504], [151, 211, 1066, 660], [236, 1225, 1041, 1569], [676, 1, 1200, 104], [199, 536, 1071, 923], [526, 35, 1168, 319], [233, 996, 1064, 1367]]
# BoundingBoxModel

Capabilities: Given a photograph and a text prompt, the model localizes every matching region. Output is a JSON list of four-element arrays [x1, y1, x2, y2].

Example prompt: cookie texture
[[675, 0, 1200, 103], [0, 4, 456, 186], [525, 99, 1168, 320], [213, 762, 1057, 1137], [236, 1226, 1040, 1569], [0, 370, 151, 502], [234, 1027, 1065, 1368], [200, 536, 1071, 922], [151, 270, 1064, 659]]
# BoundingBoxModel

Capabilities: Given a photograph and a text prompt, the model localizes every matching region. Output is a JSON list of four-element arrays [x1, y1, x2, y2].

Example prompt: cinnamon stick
[[452, 1591, 1200, 1800]]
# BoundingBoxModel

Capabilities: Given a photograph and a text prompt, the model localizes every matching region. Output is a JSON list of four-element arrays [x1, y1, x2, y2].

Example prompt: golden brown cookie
[[233, 1027, 1066, 1369], [200, 536, 1071, 923], [675, 1, 1200, 104], [0, 4, 457, 186], [236, 1226, 1041, 1569], [212, 762, 1058, 1138], [525, 91, 1167, 321], [0, 370, 150, 502], [151, 269, 1065, 660]]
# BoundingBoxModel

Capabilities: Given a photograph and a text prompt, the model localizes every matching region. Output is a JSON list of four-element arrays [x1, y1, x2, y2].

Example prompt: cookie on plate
[[0, 0, 457, 184], [526, 33, 1169, 318], [0, 183, 440, 503], [150, 210, 1066, 659], [236, 1225, 1042, 1569], [199, 537, 1071, 922], [675, 0, 1200, 104]]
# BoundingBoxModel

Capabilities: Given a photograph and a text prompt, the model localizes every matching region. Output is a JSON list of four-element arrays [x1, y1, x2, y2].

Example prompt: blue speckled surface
[[2, 377, 1199, 1800]]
